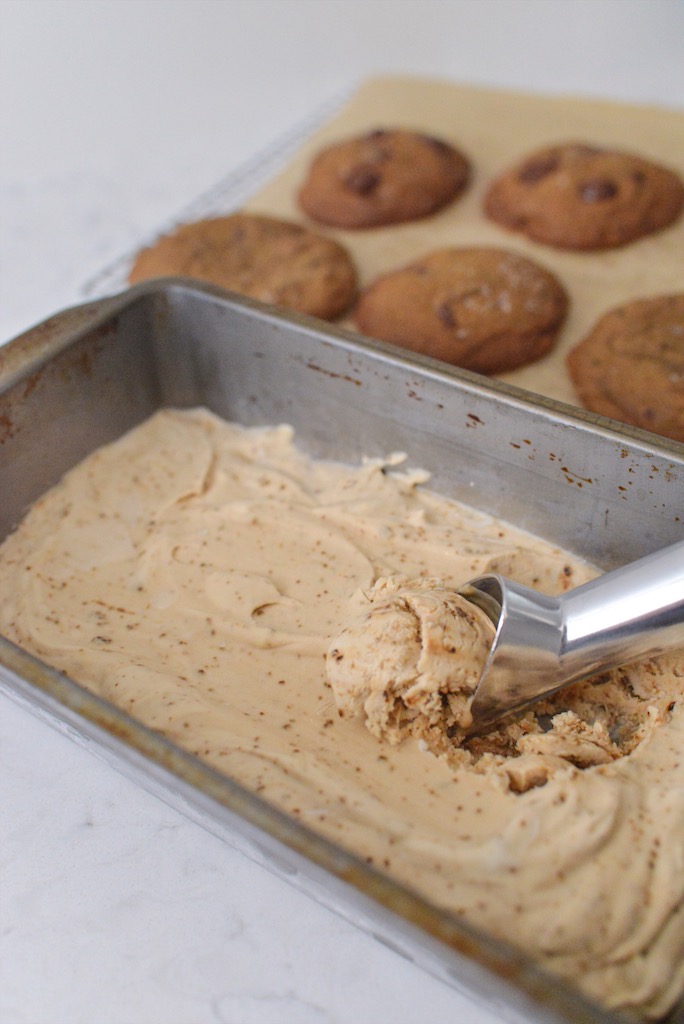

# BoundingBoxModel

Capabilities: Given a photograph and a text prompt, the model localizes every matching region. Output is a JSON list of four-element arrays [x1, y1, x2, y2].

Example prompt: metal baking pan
[[2, 279, 683, 1024]]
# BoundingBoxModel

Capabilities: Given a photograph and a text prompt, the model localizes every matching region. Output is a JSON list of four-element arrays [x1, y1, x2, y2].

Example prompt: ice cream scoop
[[461, 538, 684, 732]]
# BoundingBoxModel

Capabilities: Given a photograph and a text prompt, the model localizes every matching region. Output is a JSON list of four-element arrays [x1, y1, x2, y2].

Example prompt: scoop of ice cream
[[326, 576, 495, 748]]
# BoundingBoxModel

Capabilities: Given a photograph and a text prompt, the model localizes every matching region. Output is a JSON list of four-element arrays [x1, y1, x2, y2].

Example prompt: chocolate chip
[[518, 156, 559, 183], [343, 164, 381, 195], [436, 302, 458, 328], [579, 178, 618, 203], [365, 129, 388, 141], [422, 134, 452, 157]]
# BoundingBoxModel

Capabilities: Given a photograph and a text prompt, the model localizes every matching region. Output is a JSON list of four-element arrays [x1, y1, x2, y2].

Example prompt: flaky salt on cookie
[[128, 212, 358, 321], [298, 128, 470, 228], [353, 246, 568, 374], [484, 142, 684, 251], [326, 577, 495, 750]]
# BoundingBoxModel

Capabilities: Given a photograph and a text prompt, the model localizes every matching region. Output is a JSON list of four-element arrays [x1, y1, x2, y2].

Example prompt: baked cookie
[[298, 128, 470, 228], [128, 213, 357, 320], [566, 294, 684, 441], [353, 247, 568, 374], [483, 142, 684, 250]]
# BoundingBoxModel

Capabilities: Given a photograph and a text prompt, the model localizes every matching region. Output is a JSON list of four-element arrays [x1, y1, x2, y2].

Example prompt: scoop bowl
[[461, 538, 684, 732]]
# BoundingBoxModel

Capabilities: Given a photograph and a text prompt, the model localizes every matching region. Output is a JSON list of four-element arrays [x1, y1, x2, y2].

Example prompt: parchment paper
[[244, 75, 684, 407]]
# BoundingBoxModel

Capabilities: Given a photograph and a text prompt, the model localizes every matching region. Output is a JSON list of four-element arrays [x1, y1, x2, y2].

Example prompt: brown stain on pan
[[306, 360, 362, 386]]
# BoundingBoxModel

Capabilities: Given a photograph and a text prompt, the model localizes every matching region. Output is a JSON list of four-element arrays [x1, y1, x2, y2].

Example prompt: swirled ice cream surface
[[0, 407, 682, 1018]]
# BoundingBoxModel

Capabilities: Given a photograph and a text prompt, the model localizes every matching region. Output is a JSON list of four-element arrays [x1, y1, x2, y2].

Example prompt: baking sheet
[[84, 75, 684, 413]]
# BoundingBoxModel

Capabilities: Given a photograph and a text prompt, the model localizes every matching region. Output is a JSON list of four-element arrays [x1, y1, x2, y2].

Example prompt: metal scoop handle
[[466, 538, 684, 730]]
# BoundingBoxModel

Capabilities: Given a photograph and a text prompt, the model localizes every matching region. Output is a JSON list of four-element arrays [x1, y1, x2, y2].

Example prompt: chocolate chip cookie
[[483, 143, 684, 250], [566, 294, 684, 441], [353, 247, 568, 374], [298, 128, 470, 228], [128, 213, 357, 320]]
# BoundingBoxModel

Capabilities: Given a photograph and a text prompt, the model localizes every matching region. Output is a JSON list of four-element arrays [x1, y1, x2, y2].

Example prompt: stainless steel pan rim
[[1, 279, 681, 1024]]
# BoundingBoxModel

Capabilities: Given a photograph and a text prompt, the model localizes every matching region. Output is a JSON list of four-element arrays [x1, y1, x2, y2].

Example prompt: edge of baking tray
[[80, 88, 352, 300], [1, 281, 677, 1024]]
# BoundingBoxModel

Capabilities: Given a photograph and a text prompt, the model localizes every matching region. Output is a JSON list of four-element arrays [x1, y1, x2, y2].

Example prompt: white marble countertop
[[1, 3, 682, 1022]]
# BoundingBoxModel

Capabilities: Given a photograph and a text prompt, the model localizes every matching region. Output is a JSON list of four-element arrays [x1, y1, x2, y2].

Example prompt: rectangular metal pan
[[2, 279, 683, 1024]]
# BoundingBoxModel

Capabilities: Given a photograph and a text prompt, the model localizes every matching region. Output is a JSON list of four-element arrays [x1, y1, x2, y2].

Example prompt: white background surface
[[1, 2, 682, 1022]]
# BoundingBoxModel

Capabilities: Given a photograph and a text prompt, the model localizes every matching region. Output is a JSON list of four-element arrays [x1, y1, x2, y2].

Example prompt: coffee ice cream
[[0, 407, 682, 1018], [327, 576, 495, 746]]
